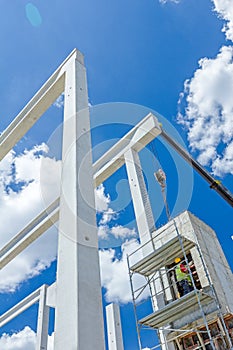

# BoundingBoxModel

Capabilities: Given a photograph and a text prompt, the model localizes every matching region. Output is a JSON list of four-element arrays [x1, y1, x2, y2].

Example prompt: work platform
[[138, 290, 213, 328], [130, 235, 196, 276]]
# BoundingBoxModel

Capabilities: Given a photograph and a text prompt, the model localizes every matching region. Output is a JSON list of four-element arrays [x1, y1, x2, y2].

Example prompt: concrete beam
[[0, 49, 82, 161], [0, 284, 50, 350], [0, 286, 42, 327], [0, 198, 59, 269], [93, 113, 161, 187]]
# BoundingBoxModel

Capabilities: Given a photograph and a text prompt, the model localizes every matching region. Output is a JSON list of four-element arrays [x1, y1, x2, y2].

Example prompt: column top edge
[[69, 48, 85, 65]]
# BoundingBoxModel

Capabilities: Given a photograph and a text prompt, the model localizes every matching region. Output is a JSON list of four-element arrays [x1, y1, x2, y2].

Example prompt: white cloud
[[213, 0, 233, 42], [0, 327, 36, 350], [99, 208, 116, 225], [0, 145, 61, 292], [95, 184, 112, 213], [95, 185, 136, 241], [159, 0, 233, 39], [95, 185, 116, 239], [110, 225, 137, 239], [158, 0, 233, 41], [178, 46, 233, 176], [176, 1, 233, 177], [99, 239, 149, 304], [98, 223, 136, 241], [0, 151, 15, 186], [98, 225, 108, 239], [14, 143, 49, 183], [0, 327, 54, 350]]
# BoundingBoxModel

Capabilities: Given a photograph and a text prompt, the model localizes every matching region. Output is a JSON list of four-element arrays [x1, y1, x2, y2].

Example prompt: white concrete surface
[[54, 50, 105, 349], [36, 285, 49, 350], [93, 113, 161, 187], [106, 304, 124, 350]]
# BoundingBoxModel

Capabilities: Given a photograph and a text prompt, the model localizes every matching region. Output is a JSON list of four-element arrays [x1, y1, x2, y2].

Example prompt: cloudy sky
[[0, 0, 233, 349]]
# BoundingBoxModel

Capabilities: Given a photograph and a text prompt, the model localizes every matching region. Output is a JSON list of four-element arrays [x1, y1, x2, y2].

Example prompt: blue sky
[[0, 0, 233, 349]]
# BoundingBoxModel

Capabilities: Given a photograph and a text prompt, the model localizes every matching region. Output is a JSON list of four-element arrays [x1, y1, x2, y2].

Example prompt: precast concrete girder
[[0, 198, 59, 269], [0, 49, 80, 161], [93, 113, 161, 187], [0, 284, 50, 350], [0, 285, 45, 328]]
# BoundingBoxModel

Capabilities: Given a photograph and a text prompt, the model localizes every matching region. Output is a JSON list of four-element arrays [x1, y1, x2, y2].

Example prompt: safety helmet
[[174, 257, 181, 263]]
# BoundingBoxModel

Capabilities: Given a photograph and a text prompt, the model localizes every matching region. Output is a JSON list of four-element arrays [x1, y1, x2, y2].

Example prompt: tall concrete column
[[124, 148, 155, 253], [124, 148, 173, 350], [54, 50, 105, 349], [106, 303, 124, 350], [36, 285, 49, 350]]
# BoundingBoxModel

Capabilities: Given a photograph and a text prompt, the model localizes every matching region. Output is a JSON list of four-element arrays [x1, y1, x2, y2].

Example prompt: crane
[[159, 128, 233, 208]]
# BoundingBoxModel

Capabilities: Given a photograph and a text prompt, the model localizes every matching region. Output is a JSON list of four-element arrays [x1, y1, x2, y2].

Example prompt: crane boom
[[160, 129, 233, 208]]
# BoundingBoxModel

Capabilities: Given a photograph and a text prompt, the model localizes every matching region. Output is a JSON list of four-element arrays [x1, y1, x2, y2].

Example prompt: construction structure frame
[[0, 49, 165, 349], [1, 48, 233, 350], [0, 49, 106, 350]]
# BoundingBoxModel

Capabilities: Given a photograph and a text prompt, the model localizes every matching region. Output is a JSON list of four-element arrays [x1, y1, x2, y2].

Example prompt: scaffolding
[[127, 217, 233, 350]]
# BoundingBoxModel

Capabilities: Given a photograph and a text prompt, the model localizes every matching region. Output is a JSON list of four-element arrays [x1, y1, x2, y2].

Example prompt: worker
[[174, 257, 194, 296]]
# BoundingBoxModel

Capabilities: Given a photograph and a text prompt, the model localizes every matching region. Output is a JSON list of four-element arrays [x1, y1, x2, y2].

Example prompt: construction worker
[[174, 257, 194, 296]]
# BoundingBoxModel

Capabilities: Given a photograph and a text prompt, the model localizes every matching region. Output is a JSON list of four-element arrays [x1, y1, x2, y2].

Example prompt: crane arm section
[[160, 129, 233, 208]]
